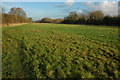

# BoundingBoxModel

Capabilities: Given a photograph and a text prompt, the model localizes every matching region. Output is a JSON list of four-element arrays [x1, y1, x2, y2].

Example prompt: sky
[[2, 0, 120, 20], [2, 0, 119, 2]]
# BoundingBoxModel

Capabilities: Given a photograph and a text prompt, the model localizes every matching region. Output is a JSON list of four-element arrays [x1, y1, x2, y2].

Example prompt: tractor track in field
[[2, 32, 26, 78], [16, 38, 36, 78], [3, 31, 36, 78]]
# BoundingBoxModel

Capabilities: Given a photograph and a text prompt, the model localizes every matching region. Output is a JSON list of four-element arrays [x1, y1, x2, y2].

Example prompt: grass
[[2, 23, 120, 78]]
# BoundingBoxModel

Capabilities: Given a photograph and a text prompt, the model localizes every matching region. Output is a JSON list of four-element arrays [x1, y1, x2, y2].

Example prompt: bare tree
[[9, 7, 26, 17], [88, 10, 104, 20]]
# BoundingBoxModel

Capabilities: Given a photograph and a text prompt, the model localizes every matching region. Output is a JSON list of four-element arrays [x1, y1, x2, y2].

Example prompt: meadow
[[2, 23, 120, 78]]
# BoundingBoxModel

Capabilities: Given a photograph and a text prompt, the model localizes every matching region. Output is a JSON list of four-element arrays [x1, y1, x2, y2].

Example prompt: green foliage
[[2, 23, 120, 78]]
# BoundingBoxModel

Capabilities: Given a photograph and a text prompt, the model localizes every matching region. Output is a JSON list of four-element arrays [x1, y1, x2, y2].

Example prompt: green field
[[2, 23, 120, 78]]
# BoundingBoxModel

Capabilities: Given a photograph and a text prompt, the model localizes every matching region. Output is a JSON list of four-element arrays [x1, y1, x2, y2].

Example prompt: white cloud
[[65, 0, 74, 6], [88, 1, 118, 16], [84, 1, 93, 5], [76, 9, 82, 14], [112, 1, 117, 4]]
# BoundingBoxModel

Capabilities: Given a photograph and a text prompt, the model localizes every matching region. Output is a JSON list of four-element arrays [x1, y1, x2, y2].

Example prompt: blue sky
[[2, 2, 90, 20], [2, 0, 119, 2], [2, 1, 119, 20]]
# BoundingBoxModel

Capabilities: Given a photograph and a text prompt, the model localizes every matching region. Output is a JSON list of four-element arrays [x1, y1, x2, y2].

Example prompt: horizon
[[2, 1, 119, 21]]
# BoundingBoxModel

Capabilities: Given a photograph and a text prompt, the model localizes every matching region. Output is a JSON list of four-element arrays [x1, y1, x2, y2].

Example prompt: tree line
[[62, 10, 120, 26], [35, 17, 64, 24], [4, 7, 117, 26], [2, 7, 32, 25], [37, 10, 119, 26]]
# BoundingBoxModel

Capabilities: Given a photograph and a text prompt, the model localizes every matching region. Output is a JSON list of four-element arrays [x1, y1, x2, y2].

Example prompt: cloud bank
[[63, 1, 119, 16], [86, 1, 118, 16]]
